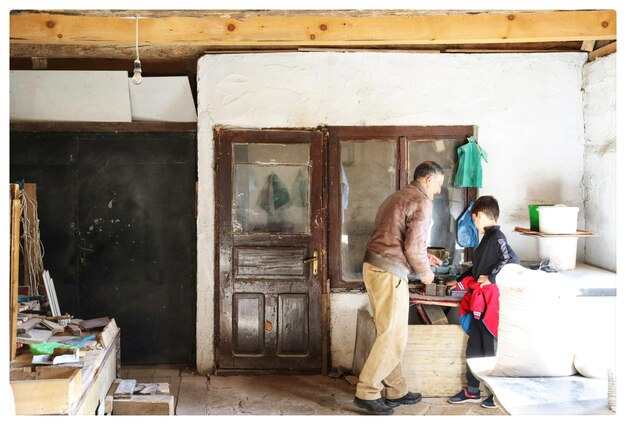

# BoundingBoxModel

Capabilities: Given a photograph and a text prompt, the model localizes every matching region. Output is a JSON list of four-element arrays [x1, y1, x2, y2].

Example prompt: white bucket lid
[[537, 204, 579, 212]]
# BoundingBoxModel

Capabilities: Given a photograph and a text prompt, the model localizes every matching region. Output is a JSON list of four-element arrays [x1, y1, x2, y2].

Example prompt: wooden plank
[[10, 121, 197, 133], [73, 330, 120, 415], [10, 11, 615, 51], [514, 226, 598, 237], [581, 40, 596, 52], [410, 297, 461, 307], [79, 316, 111, 330], [589, 41, 616, 61], [98, 318, 119, 349], [10, 191, 22, 361], [114, 379, 137, 399], [42, 271, 61, 316], [112, 395, 175, 415], [422, 304, 448, 325], [41, 319, 65, 334], [68, 324, 82, 336], [17, 317, 42, 334], [16, 329, 53, 344]]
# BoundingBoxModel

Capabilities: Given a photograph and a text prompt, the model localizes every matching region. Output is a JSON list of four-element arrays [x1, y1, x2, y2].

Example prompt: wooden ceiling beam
[[588, 41, 616, 61], [10, 10, 616, 59]]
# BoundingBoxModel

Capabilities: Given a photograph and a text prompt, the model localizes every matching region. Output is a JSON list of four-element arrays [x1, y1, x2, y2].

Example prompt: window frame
[[327, 126, 477, 290]]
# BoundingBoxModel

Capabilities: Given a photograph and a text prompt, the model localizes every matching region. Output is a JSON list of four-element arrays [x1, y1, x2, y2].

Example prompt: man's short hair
[[413, 161, 444, 180], [471, 195, 500, 221]]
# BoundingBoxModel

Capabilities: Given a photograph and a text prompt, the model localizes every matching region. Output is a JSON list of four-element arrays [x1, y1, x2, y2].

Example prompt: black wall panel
[[10, 131, 197, 365]]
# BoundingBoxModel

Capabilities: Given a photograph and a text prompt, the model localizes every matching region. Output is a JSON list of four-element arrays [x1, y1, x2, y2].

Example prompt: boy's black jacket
[[458, 225, 520, 284]]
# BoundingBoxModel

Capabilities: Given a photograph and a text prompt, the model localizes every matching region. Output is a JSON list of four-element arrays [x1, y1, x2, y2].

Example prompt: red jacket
[[457, 276, 500, 338]]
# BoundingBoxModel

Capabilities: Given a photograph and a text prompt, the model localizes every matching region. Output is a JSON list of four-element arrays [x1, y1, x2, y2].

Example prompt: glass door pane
[[409, 139, 466, 261], [340, 140, 397, 281], [233, 143, 310, 233]]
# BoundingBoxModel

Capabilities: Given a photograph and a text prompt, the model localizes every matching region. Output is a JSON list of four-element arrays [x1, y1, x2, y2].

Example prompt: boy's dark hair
[[413, 161, 444, 180], [471, 195, 500, 221]]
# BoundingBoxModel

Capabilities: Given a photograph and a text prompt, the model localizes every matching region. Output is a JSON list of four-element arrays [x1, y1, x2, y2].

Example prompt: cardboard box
[[10, 366, 82, 415]]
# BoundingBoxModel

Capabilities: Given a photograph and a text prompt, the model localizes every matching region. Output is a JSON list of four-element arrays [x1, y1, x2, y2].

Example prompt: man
[[354, 161, 445, 415]]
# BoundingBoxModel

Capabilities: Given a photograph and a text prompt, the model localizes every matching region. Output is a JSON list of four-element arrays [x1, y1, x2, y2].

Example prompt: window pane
[[233, 143, 310, 233], [409, 139, 466, 262], [341, 140, 396, 281]]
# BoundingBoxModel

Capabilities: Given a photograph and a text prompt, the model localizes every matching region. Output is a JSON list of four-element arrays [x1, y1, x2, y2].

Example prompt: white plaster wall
[[197, 52, 588, 373], [329, 293, 370, 370], [581, 54, 616, 272]]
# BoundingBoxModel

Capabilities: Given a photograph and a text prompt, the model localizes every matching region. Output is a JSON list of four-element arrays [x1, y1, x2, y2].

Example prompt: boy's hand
[[478, 275, 491, 288], [446, 280, 457, 288], [427, 254, 443, 266]]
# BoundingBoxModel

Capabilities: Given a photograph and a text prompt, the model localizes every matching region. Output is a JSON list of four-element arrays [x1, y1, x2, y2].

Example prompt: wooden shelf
[[514, 227, 598, 237]]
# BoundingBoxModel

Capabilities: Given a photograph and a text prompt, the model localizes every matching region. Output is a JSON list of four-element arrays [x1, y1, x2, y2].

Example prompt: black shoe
[[385, 391, 423, 407], [448, 387, 481, 404], [353, 397, 395, 415], [481, 394, 497, 409]]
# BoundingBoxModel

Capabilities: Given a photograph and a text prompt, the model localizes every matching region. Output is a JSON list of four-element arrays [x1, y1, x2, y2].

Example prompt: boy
[[446, 195, 519, 409]]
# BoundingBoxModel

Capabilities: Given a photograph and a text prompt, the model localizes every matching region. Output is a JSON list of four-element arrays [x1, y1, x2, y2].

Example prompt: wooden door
[[216, 129, 325, 371]]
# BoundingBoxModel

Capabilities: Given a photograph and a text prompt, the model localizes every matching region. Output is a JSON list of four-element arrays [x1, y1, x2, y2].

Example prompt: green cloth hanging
[[454, 136, 488, 188], [257, 171, 290, 214]]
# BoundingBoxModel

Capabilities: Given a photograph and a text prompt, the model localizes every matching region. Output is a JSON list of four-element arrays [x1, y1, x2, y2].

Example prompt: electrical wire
[[19, 188, 46, 296]]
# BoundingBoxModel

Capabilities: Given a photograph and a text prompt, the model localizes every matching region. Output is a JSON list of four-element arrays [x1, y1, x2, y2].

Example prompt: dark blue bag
[[457, 201, 478, 248]]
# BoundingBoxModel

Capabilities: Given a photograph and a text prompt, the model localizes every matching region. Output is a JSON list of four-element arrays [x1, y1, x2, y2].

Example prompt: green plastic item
[[528, 204, 554, 231], [29, 342, 77, 355]]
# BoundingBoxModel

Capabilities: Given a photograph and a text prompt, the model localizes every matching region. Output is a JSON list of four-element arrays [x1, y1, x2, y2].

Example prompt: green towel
[[454, 136, 488, 188]]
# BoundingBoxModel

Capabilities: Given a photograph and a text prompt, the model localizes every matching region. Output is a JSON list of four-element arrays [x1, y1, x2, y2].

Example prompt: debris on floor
[[105, 378, 176, 415]]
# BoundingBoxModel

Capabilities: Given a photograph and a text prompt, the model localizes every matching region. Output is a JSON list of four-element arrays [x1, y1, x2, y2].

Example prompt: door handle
[[303, 250, 318, 276]]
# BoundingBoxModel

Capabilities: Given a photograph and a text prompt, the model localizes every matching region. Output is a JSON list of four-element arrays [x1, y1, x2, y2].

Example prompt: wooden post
[[10, 184, 21, 361]]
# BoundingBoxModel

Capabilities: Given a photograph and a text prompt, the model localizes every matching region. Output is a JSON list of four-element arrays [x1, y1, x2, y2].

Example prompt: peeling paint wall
[[196, 52, 589, 373], [581, 54, 616, 272]]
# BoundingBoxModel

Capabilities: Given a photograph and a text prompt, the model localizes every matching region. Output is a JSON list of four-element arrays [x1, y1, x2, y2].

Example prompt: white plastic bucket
[[537, 205, 579, 234], [537, 236, 579, 270]]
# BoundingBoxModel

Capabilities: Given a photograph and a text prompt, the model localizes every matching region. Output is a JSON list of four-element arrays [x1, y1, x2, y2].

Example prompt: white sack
[[573, 298, 616, 378], [489, 264, 580, 377]]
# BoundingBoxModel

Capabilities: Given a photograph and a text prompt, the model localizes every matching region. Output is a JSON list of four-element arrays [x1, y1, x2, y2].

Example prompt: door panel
[[217, 129, 325, 371], [234, 247, 306, 278]]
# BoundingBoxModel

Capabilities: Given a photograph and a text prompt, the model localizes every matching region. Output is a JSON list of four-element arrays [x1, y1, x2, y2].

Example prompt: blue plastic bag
[[457, 201, 478, 248]]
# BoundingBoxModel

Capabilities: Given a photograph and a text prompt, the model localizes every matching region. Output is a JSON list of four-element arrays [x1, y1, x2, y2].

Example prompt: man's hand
[[420, 270, 435, 285], [446, 280, 457, 288], [427, 253, 443, 267]]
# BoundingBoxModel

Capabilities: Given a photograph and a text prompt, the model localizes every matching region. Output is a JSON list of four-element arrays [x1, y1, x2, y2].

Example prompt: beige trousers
[[355, 262, 409, 400]]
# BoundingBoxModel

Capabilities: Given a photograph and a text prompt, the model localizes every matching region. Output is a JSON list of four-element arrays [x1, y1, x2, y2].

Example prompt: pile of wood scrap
[[13, 316, 118, 367], [105, 379, 176, 415]]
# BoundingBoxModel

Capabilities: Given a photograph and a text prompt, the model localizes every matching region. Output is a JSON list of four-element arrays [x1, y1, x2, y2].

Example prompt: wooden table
[[409, 294, 462, 324]]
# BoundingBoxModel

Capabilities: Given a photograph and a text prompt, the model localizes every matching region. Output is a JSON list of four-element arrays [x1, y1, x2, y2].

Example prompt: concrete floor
[[120, 366, 506, 416]]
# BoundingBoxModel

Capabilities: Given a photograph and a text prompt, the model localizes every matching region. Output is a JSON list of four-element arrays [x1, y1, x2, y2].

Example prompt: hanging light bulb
[[131, 15, 142, 85], [132, 58, 142, 85]]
